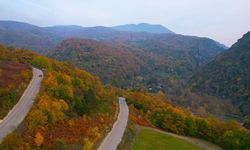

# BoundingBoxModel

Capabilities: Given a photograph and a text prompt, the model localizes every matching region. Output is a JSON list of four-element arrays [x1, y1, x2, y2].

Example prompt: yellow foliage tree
[[94, 77, 105, 100], [53, 99, 69, 111], [155, 91, 166, 101], [56, 73, 71, 85], [37, 94, 69, 124], [91, 126, 101, 139], [63, 74, 72, 85], [44, 73, 58, 95], [38, 94, 52, 109], [20, 70, 31, 82], [26, 108, 48, 131], [82, 138, 92, 150]]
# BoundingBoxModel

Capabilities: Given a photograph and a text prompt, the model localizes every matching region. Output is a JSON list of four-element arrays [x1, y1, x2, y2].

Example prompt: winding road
[[98, 97, 129, 150], [0, 67, 43, 143]]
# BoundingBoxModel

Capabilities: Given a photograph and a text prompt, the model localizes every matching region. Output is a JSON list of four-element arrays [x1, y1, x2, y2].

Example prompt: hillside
[[49, 38, 143, 87], [132, 128, 204, 150], [191, 31, 250, 116], [113, 23, 174, 34], [0, 58, 32, 119], [0, 21, 229, 118], [0, 21, 153, 53], [0, 44, 250, 150], [119, 91, 250, 150], [0, 44, 119, 149], [49, 35, 226, 93]]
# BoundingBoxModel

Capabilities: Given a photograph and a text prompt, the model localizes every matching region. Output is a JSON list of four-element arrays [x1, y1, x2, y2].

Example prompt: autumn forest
[[0, 2, 250, 149]]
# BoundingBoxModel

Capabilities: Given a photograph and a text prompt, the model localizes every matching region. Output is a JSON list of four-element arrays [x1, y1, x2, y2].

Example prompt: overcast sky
[[1, 0, 250, 46]]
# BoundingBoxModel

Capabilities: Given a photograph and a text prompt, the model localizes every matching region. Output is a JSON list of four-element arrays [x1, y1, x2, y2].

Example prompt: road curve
[[0, 67, 43, 142], [98, 97, 129, 150]]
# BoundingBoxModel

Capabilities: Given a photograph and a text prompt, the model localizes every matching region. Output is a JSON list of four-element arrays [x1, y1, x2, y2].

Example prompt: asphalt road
[[98, 97, 129, 150], [0, 67, 43, 143]]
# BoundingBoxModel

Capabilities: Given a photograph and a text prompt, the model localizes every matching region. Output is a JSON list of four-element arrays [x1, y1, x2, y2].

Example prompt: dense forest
[[191, 31, 250, 117], [122, 91, 250, 150], [0, 57, 32, 119], [0, 44, 250, 150], [0, 44, 120, 149], [49, 35, 226, 94], [48, 36, 231, 118], [0, 22, 231, 118], [49, 38, 143, 87]]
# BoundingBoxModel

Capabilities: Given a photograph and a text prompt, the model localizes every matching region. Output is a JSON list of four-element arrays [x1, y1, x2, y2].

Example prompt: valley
[[0, 16, 249, 150]]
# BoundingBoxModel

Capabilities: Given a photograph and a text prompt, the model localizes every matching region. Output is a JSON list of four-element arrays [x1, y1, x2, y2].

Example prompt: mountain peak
[[112, 23, 174, 34]]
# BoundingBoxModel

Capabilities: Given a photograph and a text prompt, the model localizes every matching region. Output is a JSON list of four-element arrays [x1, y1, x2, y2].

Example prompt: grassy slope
[[133, 128, 204, 150]]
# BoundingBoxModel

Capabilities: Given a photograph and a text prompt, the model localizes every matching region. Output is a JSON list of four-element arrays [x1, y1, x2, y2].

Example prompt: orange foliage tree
[[34, 132, 44, 147]]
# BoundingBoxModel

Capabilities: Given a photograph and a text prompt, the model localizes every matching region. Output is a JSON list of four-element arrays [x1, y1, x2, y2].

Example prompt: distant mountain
[[44, 25, 127, 40], [113, 23, 174, 34], [0, 20, 226, 62], [49, 34, 226, 92], [0, 21, 161, 53], [0, 21, 133, 53], [0, 21, 58, 53], [191, 31, 250, 115]]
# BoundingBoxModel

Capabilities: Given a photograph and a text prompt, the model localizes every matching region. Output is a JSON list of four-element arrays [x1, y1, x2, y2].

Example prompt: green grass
[[132, 129, 204, 150]]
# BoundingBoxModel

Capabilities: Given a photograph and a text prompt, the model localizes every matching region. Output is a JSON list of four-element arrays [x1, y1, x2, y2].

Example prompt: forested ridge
[[49, 38, 143, 87], [49, 35, 226, 94], [49, 37, 231, 119], [191, 31, 250, 117]]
